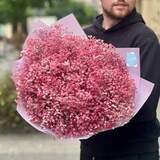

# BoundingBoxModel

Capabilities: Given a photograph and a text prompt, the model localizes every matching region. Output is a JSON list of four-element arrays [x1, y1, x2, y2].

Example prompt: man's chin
[[112, 10, 130, 19], [103, 8, 131, 20]]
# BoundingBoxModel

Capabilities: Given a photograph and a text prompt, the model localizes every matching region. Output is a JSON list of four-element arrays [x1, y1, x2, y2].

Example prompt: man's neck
[[102, 12, 121, 30]]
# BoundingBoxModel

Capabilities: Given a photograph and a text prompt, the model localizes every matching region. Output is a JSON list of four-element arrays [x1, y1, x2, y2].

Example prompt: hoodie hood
[[93, 9, 145, 32]]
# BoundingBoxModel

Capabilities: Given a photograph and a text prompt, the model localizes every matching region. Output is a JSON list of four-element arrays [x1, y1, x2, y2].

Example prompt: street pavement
[[0, 134, 80, 160]]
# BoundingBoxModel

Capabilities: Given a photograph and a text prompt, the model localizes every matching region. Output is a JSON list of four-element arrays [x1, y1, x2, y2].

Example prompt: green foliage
[[46, 0, 97, 25], [0, 0, 97, 27], [0, 72, 36, 133], [0, 0, 47, 32]]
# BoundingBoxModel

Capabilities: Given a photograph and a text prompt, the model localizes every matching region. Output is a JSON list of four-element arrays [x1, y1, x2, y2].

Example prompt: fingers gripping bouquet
[[12, 14, 154, 139]]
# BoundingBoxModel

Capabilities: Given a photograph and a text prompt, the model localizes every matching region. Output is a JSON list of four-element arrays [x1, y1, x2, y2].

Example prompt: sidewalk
[[0, 134, 80, 160]]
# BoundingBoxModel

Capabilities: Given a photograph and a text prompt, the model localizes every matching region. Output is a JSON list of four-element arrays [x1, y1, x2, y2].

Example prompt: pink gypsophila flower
[[12, 25, 136, 138]]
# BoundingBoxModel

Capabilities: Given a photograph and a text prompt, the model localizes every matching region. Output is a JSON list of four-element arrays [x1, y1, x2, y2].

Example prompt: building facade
[[136, 0, 160, 38]]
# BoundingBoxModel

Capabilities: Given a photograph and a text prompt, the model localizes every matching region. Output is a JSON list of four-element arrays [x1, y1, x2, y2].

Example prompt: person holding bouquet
[[81, 0, 160, 159]]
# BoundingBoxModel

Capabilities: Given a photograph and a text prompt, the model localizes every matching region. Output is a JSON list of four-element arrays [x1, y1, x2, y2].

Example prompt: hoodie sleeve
[[129, 30, 160, 124], [133, 30, 160, 85]]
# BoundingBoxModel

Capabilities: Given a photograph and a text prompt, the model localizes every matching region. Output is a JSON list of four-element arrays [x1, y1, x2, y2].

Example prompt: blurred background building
[[136, 0, 160, 38]]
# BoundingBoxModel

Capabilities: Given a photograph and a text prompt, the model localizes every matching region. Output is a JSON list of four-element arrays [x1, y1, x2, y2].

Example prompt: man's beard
[[102, 5, 132, 20]]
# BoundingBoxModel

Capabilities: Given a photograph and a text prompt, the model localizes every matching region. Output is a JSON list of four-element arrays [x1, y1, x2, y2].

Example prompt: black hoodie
[[81, 9, 160, 156]]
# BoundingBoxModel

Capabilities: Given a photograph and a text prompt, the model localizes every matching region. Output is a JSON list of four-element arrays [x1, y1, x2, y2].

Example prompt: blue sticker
[[126, 52, 137, 67]]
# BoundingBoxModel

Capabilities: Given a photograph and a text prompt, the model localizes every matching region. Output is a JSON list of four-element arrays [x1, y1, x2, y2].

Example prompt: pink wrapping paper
[[15, 14, 154, 138]]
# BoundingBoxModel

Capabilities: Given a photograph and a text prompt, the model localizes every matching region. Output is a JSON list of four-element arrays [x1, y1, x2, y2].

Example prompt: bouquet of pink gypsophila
[[12, 14, 154, 139]]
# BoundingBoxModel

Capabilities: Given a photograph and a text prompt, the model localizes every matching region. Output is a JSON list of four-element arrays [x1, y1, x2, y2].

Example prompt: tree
[[0, 0, 97, 33], [46, 0, 97, 25], [0, 0, 46, 33]]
